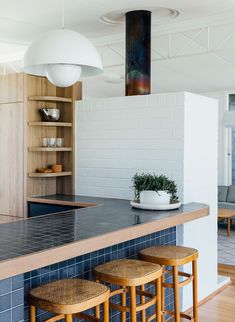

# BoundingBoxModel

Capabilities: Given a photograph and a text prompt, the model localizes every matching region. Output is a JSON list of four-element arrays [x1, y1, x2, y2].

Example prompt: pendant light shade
[[22, 29, 103, 87]]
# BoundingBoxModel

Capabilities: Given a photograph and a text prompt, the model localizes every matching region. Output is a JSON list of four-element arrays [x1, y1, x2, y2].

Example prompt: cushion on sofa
[[218, 186, 229, 202], [218, 202, 235, 209], [227, 185, 235, 203]]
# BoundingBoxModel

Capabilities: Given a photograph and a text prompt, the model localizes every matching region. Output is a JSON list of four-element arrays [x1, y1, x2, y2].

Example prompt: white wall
[[75, 92, 218, 309], [203, 91, 230, 185], [182, 92, 218, 310]]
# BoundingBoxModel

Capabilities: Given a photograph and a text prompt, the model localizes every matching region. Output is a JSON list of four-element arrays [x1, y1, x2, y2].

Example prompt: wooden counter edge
[[0, 205, 209, 280], [27, 197, 97, 208]]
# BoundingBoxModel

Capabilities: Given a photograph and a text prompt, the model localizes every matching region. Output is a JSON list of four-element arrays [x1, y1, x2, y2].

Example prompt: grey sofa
[[218, 185, 235, 225]]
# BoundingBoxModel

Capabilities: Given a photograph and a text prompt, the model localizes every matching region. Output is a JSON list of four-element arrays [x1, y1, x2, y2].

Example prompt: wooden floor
[[218, 264, 235, 284], [176, 264, 235, 321]]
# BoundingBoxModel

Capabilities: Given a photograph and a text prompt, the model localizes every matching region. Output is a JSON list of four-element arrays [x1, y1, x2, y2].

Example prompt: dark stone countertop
[[0, 196, 209, 280]]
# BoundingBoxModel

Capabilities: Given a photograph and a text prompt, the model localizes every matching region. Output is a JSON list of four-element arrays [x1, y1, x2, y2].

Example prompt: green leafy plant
[[132, 173, 178, 201]]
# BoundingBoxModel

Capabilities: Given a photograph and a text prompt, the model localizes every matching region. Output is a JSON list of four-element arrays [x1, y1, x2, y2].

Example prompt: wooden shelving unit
[[28, 171, 72, 178], [0, 73, 82, 218], [27, 75, 82, 199]]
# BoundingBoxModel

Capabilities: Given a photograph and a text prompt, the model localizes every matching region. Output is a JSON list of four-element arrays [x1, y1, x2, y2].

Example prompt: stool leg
[[173, 266, 180, 322], [192, 260, 198, 322], [29, 305, 36, 322], [140, 284, 146, 322], [155, 277, 162, 322], [103, 298, 109, 322], [161, 266, 165, 322], [95, 305, 100, 319], [130, 286, 137, 322], [122, 286, 127, 322], [95, 279, 100, 319], [65, 314, 73, 322]]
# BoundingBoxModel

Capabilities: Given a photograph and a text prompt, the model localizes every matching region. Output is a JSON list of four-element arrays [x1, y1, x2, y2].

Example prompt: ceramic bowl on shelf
[[40, 108, 60, 121]]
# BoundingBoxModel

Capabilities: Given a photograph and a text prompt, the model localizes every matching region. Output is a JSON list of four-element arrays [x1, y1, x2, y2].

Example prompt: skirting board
[[182, 275, 231, 317]]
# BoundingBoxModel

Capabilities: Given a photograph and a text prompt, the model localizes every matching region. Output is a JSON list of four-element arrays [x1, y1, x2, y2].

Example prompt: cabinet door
[[0, 102, 25, 217], [0, 73, 24, 104]]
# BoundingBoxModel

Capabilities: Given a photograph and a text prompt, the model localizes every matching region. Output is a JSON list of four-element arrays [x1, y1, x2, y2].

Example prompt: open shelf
[[28, 122, 72, 127], [28, 96, 73, 103], [28, 171, 72, 178], [28, 147, 73, 152]]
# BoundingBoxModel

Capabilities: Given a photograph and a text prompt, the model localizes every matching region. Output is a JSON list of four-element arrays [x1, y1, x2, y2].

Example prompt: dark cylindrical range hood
[[125, 10, 151, 96]]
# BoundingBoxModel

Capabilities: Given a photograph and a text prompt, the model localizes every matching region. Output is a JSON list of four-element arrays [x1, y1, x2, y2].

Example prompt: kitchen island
[[0, 196, 209, 322]]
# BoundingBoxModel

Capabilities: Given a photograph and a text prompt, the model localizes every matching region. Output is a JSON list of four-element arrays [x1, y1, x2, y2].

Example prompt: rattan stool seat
[[139, 245, 198, 266], [94, 258, 162, 286], [94, 259, 162, 322], [29, 278, 109, 315]]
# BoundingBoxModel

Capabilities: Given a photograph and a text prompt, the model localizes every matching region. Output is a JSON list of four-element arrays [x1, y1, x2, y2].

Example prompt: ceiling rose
[[100, 7, 180, 25]]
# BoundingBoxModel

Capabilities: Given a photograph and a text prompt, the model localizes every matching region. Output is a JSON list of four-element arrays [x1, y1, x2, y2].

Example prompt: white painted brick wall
[[76, 92, 185, 200]]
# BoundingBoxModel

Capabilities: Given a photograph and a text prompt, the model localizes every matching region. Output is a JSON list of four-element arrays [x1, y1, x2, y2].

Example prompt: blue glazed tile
[[31, 277, 40, 289], [68, 265, 76, 277], [58, 268, 68, 280], [12, 275, 24, 291], [24, 272, 30, 280], [68, 258, 75, 266], [84, 253, 90, 261], [58, 260, 68, 269], [40, 273, 50, 285], [50, 263, 59, 271], [31, 269, 40, 278], [0, 309, 11, 321], [0, 278, 11, 296], [12, 304, 24, 322], [0, 293, 11, 311], [12, 289, 24, 307], [49, 270, 59, 282]]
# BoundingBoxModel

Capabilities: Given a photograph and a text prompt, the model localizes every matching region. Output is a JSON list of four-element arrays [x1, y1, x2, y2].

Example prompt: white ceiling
[[2, 0, 235, 95], [1, 0, 235, 41]]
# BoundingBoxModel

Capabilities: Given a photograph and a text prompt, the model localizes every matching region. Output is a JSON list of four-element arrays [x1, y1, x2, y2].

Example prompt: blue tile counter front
[[0, 228, 176, 322]]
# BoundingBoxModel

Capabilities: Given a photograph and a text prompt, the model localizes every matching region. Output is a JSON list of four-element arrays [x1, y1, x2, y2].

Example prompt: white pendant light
[[22, 0, 103, 87]]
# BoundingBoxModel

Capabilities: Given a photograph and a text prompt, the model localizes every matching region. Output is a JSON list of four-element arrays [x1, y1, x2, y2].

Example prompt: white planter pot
[[140, 190, 170, 205]]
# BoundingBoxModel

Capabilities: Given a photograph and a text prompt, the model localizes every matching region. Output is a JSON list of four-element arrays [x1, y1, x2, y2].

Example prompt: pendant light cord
[[61, 0, 65, 29]]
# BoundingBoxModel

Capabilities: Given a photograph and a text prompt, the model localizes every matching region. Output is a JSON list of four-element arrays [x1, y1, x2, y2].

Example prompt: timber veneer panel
[[0, 102, 25, 217], [0, 73, 24, 103]]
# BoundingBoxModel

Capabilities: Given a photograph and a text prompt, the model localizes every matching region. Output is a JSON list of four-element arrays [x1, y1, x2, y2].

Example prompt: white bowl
[[140, 190, 170, 205]]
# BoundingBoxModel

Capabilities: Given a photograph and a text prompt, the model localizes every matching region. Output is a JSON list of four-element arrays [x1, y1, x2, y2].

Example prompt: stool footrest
[[44, 315, 65, 322], [147, 313, 162, 322], [74, 312, 101, 322], [136, 289, 155, 299], [164, 309, 194, 320], [163, 270, 193, 289]]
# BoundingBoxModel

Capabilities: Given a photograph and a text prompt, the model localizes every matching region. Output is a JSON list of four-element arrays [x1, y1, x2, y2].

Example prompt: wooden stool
[[139, 245, 198, 322], [94, 259, 162, 322], [28, 278, 110, 322]]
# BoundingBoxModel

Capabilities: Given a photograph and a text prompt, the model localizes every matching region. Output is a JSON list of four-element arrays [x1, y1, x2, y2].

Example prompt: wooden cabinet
[[0, 73, 82, 217], [0, 102, 26, 216]]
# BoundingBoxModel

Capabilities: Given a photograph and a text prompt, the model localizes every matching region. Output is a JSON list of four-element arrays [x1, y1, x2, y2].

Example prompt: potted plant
[[132, 173, 178, 204]]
